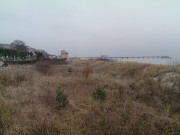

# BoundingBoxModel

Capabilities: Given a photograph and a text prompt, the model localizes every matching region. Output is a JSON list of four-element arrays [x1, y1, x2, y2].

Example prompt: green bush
[[56, 87, 68, 109], [68, 67, 72, 73], [92, 88, 106, 101]]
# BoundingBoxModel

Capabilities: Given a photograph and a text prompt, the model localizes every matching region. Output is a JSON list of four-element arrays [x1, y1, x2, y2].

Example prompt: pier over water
[[70, 56, 172, 60]]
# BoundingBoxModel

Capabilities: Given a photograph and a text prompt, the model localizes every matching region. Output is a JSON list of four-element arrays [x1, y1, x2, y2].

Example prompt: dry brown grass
[[0, 60, 180, 135], [82, 66, 93, 79]]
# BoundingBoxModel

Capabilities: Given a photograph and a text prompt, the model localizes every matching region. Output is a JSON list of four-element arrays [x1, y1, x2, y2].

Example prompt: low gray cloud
[[0, 0, 180, 57]]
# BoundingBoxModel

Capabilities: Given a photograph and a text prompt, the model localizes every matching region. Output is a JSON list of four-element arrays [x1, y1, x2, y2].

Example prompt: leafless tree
[[10, 40, 28, 52]]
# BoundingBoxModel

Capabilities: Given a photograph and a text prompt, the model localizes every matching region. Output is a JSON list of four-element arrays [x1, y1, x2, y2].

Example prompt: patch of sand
[[154, 72, 179, 88]]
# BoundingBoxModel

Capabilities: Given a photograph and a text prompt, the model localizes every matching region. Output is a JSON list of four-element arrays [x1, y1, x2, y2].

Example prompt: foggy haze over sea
[[0, 0, 180, 57]]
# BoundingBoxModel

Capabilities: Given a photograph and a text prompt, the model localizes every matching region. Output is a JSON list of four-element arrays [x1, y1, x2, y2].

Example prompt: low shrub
[[35, 61, 51, 76], [14, 74, 26, 85], [82, 66, 93, 78], [92, 88, 106, 101], [68, 67, 72, 73], [56, 87, 68, 110], [45, 59, 67, 65]]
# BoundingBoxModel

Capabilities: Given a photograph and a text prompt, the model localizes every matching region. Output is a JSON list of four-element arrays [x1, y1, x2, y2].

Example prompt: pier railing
[[70, 56, 172, 60]]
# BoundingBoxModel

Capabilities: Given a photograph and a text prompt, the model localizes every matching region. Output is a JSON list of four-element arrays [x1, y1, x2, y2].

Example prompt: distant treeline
[[0, 48, 33, 61]]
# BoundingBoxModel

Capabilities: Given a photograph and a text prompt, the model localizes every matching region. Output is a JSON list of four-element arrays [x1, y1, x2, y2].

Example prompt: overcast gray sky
[[0, 0, 180, 57]]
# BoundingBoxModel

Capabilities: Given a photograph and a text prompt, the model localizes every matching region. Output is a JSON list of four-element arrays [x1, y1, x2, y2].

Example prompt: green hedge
[[4, 60, 36, 67]]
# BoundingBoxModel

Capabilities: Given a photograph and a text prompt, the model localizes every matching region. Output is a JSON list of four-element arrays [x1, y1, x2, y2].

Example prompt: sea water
[[117, 56, 180, 65]]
